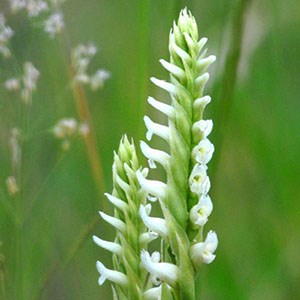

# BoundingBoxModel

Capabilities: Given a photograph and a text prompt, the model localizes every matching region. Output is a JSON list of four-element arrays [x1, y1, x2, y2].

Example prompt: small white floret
[[141, 250, 179, 288], [192, 138, 214, 165], [193, 119, 213, 138], [139, 204, 168, 238], [189, 164, 211, 195], [190, 230, 218, 265], [99, 211, 126, 234], [136, 170, 166, 199], [92, 235, 122, 256], [144, 116, 169, 141], [44, 11, 64, 39], [189, 194, 213, 227], [96, 261, 128, 287]]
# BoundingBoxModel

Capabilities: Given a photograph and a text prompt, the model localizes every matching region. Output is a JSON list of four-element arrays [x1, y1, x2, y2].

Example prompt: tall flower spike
[[94, 136, 156, 299], [138, 8, 217, 300]]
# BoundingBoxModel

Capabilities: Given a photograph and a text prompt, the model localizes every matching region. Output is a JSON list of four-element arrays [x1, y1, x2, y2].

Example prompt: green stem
[[136, 0, 150, 138], [212, 0, 252, 179]]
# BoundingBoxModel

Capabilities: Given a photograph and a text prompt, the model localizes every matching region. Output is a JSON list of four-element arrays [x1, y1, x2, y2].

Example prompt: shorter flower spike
[[141, 250, 179, 288], [96, 261, 128, 287], [189, 194, 213, 228], [190, 230, 218, 266]]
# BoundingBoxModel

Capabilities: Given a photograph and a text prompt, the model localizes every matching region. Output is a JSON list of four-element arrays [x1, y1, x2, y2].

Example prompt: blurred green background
[[0, 0, 300, 299]]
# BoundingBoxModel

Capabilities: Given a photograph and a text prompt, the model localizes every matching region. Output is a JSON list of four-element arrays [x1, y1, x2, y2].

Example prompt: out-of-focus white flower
[[6, 176, 19, 196], [53, 118, 78, 139], [9, 128, 21, 172], [189, 164, 211, 195], [21, 61, 40, 104], [9, 0, 27, 13], [71, 43, 110, 90], [89, 69, 110, 90], [4, 78, 20, 91], [26, 0, 48, 17], [189, 194, 213, 227], [44, 11, 64, 39], [78, 122, 90, 137], [190, 230, 218, 265], [0, 14, 14, 58]]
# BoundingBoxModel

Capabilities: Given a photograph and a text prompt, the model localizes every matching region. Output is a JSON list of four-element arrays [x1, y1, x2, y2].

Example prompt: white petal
[[192, 119, 213, 138], [197, 37, 208, 51], [139, 231, 158, 245], [115, 175, 130, 195], [96, 261, 128, 287], [139, 205, 168, 238], [144, 116, 169, 141], [144, 286, 162, 300], [92, 235, 122, 255], [99, 211, 126, 233], [189, 194, 213, 227], [147, 96, 174, 118], [195, 72, 209, 87], [169, 38, 191, 64], [193, 95, 211, 112], [159, 59, 185, 79], [150, 77, 177, 95], [197, 55, 216, 70], [141, 250, 179, 287], [104, 193, 128, 212], [190, 230, 218, 266], [189, 164, 211, 195], [140, 141, 170, 169], [192, 139, 215, 165], [136, 170, 166, 199]]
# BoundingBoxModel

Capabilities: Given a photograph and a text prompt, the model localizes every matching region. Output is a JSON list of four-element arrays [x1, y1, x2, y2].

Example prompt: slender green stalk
[[136, 0, 150, 138], [212, 0, 252, 177]]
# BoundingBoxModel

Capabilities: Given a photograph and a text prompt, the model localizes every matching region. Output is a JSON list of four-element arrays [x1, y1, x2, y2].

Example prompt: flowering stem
[[60, 28, 107, 201]]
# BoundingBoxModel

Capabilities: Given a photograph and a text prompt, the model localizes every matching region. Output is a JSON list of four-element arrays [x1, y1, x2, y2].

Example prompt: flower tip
[[96, 261, 107, 285]]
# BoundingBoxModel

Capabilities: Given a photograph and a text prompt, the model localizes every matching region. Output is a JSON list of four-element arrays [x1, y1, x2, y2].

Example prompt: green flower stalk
[[137, 8, 217, 299], [93, 136, 158, 299], [94, 8, 217, 300]]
